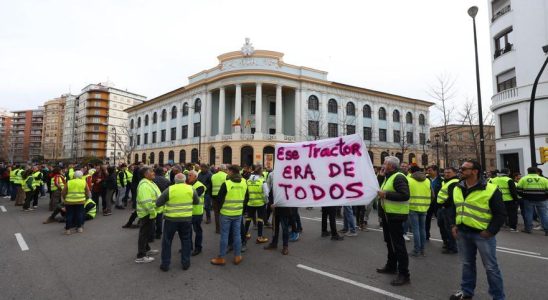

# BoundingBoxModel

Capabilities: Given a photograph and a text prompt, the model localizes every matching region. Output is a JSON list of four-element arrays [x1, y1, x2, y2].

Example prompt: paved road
[[1, 196, 547, 300]]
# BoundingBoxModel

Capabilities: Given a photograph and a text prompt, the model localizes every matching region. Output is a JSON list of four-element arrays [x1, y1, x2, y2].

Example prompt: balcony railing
[[491, 5, 511, 22], [491, 81, 548, 110], [494, 43, 513, 59]]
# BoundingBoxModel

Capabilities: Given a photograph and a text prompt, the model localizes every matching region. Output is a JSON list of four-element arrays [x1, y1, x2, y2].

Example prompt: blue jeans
[[161, 220, 192, 268], [204, 194, 212, 220], [191, 215, 203, 250], [409, 211, 426, 253], [220, 215, 242, 257], [457, 230, 505, 300], [11, 183, 18, 200], [342, 206, 357, 233], [65, 204, 84, 230], [523, 199, 548, 232]]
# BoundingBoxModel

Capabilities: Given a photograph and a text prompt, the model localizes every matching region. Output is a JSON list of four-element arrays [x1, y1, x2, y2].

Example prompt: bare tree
[[427, 74, 457, 167], [458, 99, 495, 164], [111, 126, 136, 163]]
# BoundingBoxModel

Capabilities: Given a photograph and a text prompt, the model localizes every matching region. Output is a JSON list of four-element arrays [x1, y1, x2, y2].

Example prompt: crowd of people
[[0, 157, 546, 300]]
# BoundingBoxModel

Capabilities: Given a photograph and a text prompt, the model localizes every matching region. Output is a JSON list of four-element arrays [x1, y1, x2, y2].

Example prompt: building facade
[[488, 0, 548, 174], [10, 108, 44, 163], [42, 95, 67, 161], [0, 109, 12, 162], [61, 94, 77, 160], [127, 41, 433, 167], [72, 83, 146, 162], [429, 125, 496, 170]]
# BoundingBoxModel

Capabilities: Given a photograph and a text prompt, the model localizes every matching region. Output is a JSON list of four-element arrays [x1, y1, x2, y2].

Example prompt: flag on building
[[232, 117, 241, 127]]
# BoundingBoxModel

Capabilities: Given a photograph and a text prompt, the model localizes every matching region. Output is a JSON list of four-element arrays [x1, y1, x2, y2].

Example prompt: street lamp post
[[528, 45, 548, 167], [444, 134, 449, 168], [424, 139, 431, 167], [435, 133, 440, 167], [468, 6, 487, 170]]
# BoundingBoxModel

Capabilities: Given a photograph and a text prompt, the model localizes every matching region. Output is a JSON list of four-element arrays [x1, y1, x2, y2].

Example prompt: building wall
[[10, 109, 43, 163], [42, 96, 66, 160], [0, 110, 12, 161]]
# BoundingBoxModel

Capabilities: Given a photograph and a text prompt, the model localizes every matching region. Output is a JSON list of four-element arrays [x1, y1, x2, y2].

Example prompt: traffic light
[[540, 146, 548, 164]]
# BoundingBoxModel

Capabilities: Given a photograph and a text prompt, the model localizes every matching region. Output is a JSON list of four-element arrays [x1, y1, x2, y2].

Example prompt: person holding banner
[[376, 156, 411, 286]]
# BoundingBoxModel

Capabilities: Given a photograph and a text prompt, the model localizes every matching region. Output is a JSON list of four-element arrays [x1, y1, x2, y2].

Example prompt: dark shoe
[[160, 265, 169, 272], [281, 246, 289, 255], [376, 266, 397, 274], [521, 229, 532, 234], [449, 290, 472, 299], [130, 224, 140, 229], [321, 231, 331, 237], [241, 244, 247, 252], [43, 217, 56, 224], [155, 233, 162, 239], [409, 251, 420, 257], [264, 244, 277, 250], [390, 274, 410, 286], [182, 264, 190, 270], [331, 235, 344, 241], [122, 223, 132, 228], [205, 218, 211, 224], [115, 205, 124, 210], [442, 249, 458, 254], [191, 249, 201, 256], [442, 243, 448, 249]]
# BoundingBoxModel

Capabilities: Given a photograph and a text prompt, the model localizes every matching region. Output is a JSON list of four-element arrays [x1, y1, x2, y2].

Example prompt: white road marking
[[14, 233, 29, 251], [0, 205, 6, 212], [297, 264, 413, 300], [300, 216, 546, 259]]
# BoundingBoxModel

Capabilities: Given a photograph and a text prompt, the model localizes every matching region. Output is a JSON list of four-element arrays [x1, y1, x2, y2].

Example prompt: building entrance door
[[502, 153, 520, 174]]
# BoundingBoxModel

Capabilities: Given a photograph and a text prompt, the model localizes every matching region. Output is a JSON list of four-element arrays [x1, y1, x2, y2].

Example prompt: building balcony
[[493, 44, 513, 59], [491, 4, 511, 23], [86, 108, 108, 116], [85, 118, 107, 125], [86, 102, 109, 109], [84, 125, 108, 133], [491, 81, 548, 110], [83, 142, 107, 150]]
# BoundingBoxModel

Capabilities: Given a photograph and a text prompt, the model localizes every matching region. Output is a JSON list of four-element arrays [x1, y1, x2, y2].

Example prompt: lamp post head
[[542, 45, 548, 54], [467, 6, 478, 18]]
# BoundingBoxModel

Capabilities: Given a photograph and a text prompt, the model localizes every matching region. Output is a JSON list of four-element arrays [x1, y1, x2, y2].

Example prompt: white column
[[294, 88, 301, 140], [200, 92, 206, 139], [206, 91, 212, 137], [321, 93, 328, 137], [218, 87, 225, 136], [255, 83, 262, 134], [275, 85, 283, 136], [234, 84, 242, 134], [148, 111, 153, 145], [188, 101, 194, 141], [175, 104, 181, 143]]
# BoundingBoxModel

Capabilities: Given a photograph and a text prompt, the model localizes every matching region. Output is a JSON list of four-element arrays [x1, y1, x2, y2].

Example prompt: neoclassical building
[[127, 40, 433, 167]]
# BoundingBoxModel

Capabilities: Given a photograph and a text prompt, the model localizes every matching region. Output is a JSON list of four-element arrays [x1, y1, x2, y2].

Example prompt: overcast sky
[[0, 0, 493, 125]]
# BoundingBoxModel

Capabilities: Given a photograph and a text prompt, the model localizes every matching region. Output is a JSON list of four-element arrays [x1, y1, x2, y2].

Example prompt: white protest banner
[[273, 134, 379, 207]]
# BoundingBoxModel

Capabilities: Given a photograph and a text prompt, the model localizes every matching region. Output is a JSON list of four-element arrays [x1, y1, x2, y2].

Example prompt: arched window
[[421, 153, 428, 166], [191, 148, 199, 163], [171, 106, 177, 119], [381, 151, 389, 164], [130, 119, 134, 129], [144, 115, 149, 126], [406, 112, 413, 124], [223, 146, 232, 164], [308, 95, 319, 111], [161, 109, 167, 122], [368, 150, 374, 164], [141, 153, 146, 163], [363, 105, 371, 118], [194, 98, 201, 113], [152, 112, 157, 124], [134, 153, 138, 163], [179, 149, 186, 163], [408, 153, 416, 164], [393, 110, 400, 122], [149, 152, 155, 164], [396, 152, 403, 162], [328, 99, 338, 114], [168, 150, 174, 163], [346, 102, 355, 116], [137, 117, 141, 128], [183, 103, 189, 116], [158, 151, 164, 165], [419, 114, 426, 126], [378, 107, 386, 120]]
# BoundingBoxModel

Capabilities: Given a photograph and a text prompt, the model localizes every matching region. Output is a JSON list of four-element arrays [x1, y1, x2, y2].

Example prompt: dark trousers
[[10, 183, 18, 200], [161, 219, 192, 268], [437, 206, 449, 243], [271, 210, 290, 247], [212, 195, 221, 233], [126, 211, 138, 226], [191, 215, 203, 250], [321, 206, 337, 236], [137, 217, 154, 258], [439, 207, 457, 251], [91, 191, 104, 212], [381, 215, 409, 276], [425, 201, 438, 239], [504, 200, 518, 229], [245, 205, 266, 237], [353, 206, 366, 227], [151, 213, 163, 238], [290, 208, 302, 232], [65, 204, 84, 230], [23, 191, 34, 209], [32, 188, 40, 206], [204, 194, 212, 220]]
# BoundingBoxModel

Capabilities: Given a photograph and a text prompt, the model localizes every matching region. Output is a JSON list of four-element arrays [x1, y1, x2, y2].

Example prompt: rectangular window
[[406, 132, 413, 144], [393, 130, 401, 143], [328, 123, 338, 138], [129, 136, 133, 146], [363, 127, 372, 140], [458, 132, 463, 141], [346, 125, 355, 135], [144, 133, 148, 144], [152, 131, 157, 143], [269, 128, 276, 135], [379, 129, 387, 142], [500, 110, 519, 137], [494, 28, 513, 58], [194, 122, 201, 137], [137, 135, 141, 145], [161, 129, 166, 142], [308, 120, 319, 137], [171, 127, 176, 141], [181, 125, 188, 139], [269, 102, 276, 115], [419, 133, 426, 145], [497, 68, 516, 92], [250, 101, 256, 115], [251, 127, 256, 134]]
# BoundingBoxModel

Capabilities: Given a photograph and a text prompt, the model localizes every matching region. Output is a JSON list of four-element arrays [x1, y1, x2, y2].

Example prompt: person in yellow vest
[[490, 168, 520, 232], [135, 167, 160, 264], [211, 164, 228, 234], [44, 198, 96, 224], [115, 164, 128, 209], [154, 173, 199, 271], [15, 167, 27, 206], [517, 166, 548, 235], [407, 166, 431, 257], [376, 156, 410, 286], [9, 165, 19, 201], [448, 160, 506, 300], [67, 165, 75, 181], [186, 170, 206, 256], [22, 170, 36, 211], [61, 171, 90, 235], [243, 166, 269, 244], [211, 165, 248, 266], [49, 167, 66, 211], [123, 166, 133, 206], [30, 166, 43, 209], [437, 167, 460, 254]]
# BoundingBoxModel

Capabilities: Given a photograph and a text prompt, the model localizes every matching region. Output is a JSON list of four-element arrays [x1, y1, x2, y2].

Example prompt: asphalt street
[[1, 195, 547, 300]]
